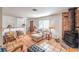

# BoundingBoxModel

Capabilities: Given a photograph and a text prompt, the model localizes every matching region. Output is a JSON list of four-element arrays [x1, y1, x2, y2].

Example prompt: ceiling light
[[32, 9, 37, 11]]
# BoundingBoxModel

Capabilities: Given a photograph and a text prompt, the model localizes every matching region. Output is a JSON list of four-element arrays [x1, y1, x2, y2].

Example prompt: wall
[[27, 14, 62, 39], [2, 16, 27, 28], [2, 14, 62, 40], [2, 16, 17, 29], [38, 14, 62, 39], [16, 17, 27, 32], [26, 18, 39, 31], [50, 14, 62, 39], [0, 8, 2, 46]]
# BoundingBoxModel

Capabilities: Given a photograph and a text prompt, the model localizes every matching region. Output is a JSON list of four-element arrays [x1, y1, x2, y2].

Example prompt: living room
[[0, 7, 79, 52]]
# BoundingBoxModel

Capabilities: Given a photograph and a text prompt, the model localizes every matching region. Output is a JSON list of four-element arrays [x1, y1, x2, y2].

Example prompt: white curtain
[[39, 20, 49, 30]]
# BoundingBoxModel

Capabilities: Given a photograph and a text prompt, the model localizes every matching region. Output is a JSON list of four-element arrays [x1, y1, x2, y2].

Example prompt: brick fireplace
[[63, 8, 79, 48]]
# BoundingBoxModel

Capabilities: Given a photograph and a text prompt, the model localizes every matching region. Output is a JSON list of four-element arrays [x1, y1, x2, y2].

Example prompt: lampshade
[[7, 25, 13, 28], [22, 24, 25, 27], [49, 25, 54, 29]]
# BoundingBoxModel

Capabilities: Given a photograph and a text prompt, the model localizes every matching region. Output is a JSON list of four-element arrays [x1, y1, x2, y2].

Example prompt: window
[[39, 20, 49, 30]]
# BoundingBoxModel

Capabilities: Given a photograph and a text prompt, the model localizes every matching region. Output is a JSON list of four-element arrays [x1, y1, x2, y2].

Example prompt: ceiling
[[3, 7, 69, 18]]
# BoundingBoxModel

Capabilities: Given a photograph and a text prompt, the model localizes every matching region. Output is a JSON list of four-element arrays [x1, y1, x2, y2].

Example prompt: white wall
[[27, 18, 39, 28], [16, 17, 27, 32], [28, 14, 62, 39], [0, 8, 2, 46], [2, 14, 62, 39], [17, 18, 26, 27], [50, 14, 62, 39], [2, 16, 17, 29], [2, 16, 27, 27], [2, 16, 28, 34]]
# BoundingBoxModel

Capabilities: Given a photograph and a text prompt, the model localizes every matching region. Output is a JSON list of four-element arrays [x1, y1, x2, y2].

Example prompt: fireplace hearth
[[63, 8, 79, 48]]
